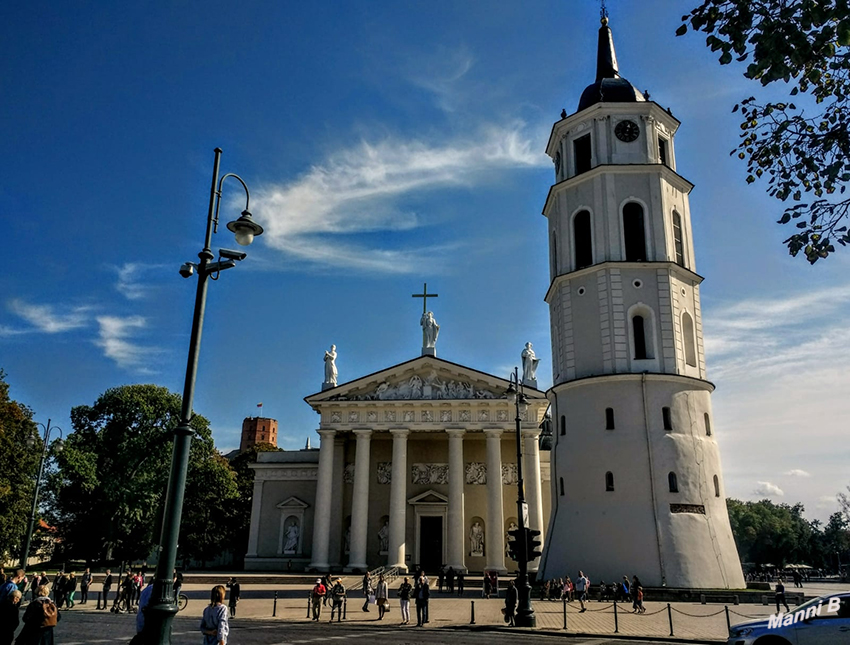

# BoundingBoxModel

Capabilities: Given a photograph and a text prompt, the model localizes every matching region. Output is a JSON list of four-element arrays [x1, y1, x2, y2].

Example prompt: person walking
[[321, 575, 332, 607], [226, 578, 240, 618], [80, 569, 92, 605], [65, 573, 77, 608], [483, 573, 491, 599], [54, 574, 67, 610], [575, 570, 589, 612], [310, 578, 326, 621], [0, 570, 25, 606], [134, 577, 154, 643], [101, 569, 113, 609], [397, 577, 412, 625], [0, 589, 21, 645], [16, 585, 58, 645], [631, 576, 644, 613], [361, 572, 372, 613], [173, 569, 184, 603], [329, 578, 346, 623], [199, 585, 229, 645], [504, 580, 518, 627], [775, 579, 790, 613], [375, 574, 388, 620]]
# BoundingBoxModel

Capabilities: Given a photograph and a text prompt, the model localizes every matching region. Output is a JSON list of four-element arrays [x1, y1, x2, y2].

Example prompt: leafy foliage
[[0, 369, 40, 563], [678, 0, 850, 263]]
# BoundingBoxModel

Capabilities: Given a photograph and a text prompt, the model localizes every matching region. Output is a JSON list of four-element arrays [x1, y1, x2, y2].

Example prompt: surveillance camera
[[219, 248, 247, 261], [179, 262, 196, 278]]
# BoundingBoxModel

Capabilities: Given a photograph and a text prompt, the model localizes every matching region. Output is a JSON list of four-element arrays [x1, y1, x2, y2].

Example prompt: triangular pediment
[[276, 496, 309, 510], [408, 489, 448, 505], [305, 355, 545, 406]]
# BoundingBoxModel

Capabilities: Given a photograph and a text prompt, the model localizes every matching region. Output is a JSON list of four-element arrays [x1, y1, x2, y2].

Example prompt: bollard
[[563, 597, 567, 630], [725, 605, 731, 636], [700, 593, 706, 605], [343, 597, 347, 620], [667, 603, 674, 637], [734, 594, 740, 606], [613, 600, 618, 633], [306, 593, 311, 619], [470, 600, 475, 625], [273, 591, 278, 617]]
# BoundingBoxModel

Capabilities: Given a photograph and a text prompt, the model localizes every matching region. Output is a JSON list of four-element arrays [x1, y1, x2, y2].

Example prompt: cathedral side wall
[[255, 477, 318, 560]]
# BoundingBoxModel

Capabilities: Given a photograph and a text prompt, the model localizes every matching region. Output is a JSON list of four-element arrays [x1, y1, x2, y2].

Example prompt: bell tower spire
[[596, 9, 619, 81]]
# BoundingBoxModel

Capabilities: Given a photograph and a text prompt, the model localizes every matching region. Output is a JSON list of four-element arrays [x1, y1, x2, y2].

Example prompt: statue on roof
[[421, 311, 440, 352], [323, 344, 338, 389]]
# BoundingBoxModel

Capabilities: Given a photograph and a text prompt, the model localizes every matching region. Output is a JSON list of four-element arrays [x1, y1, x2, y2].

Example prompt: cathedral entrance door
[[419, 515, 443, 573]]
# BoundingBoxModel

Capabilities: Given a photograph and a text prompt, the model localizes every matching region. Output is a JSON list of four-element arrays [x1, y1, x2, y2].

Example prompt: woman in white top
[[375, 574, 389, 620]]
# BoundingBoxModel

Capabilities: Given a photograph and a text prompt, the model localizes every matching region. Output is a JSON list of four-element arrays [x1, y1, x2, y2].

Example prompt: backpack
[[39, 598, 59, 627]]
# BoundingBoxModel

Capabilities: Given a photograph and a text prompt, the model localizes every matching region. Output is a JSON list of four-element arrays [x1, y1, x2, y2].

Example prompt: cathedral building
[[537, 16, 745, 588]]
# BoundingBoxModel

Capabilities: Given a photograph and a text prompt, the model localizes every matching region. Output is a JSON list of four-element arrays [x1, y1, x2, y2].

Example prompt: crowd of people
[[538, 573, 646, 613]]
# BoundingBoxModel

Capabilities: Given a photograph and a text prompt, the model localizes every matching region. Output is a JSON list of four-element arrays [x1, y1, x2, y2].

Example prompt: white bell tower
[[538, 15, 745, 589]]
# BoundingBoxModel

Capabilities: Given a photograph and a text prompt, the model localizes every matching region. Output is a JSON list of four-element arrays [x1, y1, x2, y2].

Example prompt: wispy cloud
[[8, 299, 91, 333], [753, 481, 784, 497], [250, 124, 547, 274], [113, 263, 165, 300], [409, 45, 476, 113], [94, 315, 157, 372], [785, 469, 811, 477]]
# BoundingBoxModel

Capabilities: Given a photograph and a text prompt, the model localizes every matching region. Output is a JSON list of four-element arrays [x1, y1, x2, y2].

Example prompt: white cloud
[[94, 315, 157, 371], [785, 469, 812, 478], [114, 263, 164, 300], [249, 124, 547, 273], [753, 481, 784, 497], [8, 299, 90, 333]]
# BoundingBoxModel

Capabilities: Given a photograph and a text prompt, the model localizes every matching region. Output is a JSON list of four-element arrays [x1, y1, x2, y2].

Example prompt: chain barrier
[[672, 606, 726, 617], [729, 608, 771, 619]]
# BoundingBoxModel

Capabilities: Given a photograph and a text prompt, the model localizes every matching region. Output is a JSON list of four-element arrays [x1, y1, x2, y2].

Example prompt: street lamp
[[504, 368, 537, 628], [19, 419, 63, 569], [143, 147, 263, 644]]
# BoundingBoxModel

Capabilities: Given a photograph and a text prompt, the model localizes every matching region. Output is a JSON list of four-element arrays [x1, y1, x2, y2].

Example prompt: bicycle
[[177, 593, 188, 612]]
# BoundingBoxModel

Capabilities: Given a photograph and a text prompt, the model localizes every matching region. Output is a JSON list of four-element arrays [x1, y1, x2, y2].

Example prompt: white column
[[387, 429, 409, 571], [523, 429, 545, 571], [309, 430, 336, 571], [484, 429, 507, 573], [245, 477, 264, 557], [446, 429, 466, 572], [347, 429, 372, 571]]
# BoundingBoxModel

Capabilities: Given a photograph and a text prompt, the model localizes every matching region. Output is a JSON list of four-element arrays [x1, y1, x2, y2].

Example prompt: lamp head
[[53, 438, 64, 454], [505, 381, 517, 404], [518, 394, 529, 415], [27, 434, 36, 449], [226, 210, 264, 246]]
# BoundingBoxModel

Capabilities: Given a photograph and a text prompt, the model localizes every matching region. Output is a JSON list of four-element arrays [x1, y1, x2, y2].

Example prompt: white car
[[727, 591, 850, 644]]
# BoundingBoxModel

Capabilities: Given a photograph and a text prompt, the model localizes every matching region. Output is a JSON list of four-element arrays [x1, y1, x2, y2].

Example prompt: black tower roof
[[577, 17, 645, 112]]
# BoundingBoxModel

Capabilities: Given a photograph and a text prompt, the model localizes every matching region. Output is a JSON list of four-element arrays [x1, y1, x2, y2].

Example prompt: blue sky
[[2, 0, 848, 522]]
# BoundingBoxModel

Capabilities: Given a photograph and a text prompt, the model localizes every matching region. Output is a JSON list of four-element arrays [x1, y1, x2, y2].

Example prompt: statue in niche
[[469, 521, 485, 557], [505, 521, 518, 557], [324, 345, 338, 386], [377, 521, 389, 553], [522, 342, 540, 383], [421, 311, 440, 348], [283, 519, 300, 554]]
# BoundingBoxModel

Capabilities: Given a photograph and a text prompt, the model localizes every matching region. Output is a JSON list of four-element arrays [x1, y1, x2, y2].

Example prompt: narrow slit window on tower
[[551, 230, 558, 276], [704, 413, 712, 436], [574, 134, 592, 175], [623, 202, 647, 261], [605, 471, 615, 492], [713, 474, 720, 498], [672, 211, 685, 266], [560, 415, 566, 436], [658, 136, 669, 166], [662, 406, 673, 431], [573, 210, 593, 269], [605, 407, 615, 430], [682, 312, 697, 367], [632, 315, 648, 359], [668, 472, 679, 493], [559, 477, 565, 496]]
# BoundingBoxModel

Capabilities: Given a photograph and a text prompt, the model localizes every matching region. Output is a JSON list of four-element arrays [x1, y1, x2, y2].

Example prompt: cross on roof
[[412, 282, 438, 314]]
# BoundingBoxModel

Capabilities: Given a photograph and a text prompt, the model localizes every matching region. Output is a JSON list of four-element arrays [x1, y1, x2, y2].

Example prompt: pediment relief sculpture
[[326, 369, 502, 402]]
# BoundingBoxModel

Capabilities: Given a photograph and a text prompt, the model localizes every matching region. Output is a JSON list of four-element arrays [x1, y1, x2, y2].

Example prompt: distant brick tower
[[240, 417, 278, 452]]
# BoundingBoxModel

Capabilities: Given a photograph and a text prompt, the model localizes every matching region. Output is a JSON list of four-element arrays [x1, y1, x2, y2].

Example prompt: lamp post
[[504, 368, 537, 627], [143, 147, 263, 644], [20, 419, 63, 569]]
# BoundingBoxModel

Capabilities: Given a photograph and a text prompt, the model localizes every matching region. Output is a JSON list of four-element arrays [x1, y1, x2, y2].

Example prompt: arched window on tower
[[632, 315, 648, 359], [672, 211, 685, 266], [704, 413, 712, 436], [560, 415, 566, 436], [713, 474, 720, 498], [605, 471, 615, 491], [573, 210, 593, 270], [682, 312, 697, 367], [662, 406, 673, 431], [668, 472, 679, 493], [623, 202, 647, 261]]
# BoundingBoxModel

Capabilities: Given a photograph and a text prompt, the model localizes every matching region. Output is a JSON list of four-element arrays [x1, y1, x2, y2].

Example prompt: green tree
[[48, 384, 216, 563], [678, 1, 850, 262], [228, 442, 282, 565], [726, 498, 813, 566], [0, 369, 40, 563]]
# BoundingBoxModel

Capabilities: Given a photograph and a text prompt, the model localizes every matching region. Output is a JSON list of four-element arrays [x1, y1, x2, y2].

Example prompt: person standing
[[80, 569, 92, 605], [375, 574, 388, 621], [483, 573, 491, 599], [456, 570, 464, 597], [54, 573, 67, 610], [575, 570, 589, 612], [310, 578, 326, 621], [414, 573, 430, 626], [0, 570, 25, 606], [445, 567, 455, 594], [775, 579, 790, 613], [16, 585, 58, 645], [66, 572, 77, 608], [504, 580, 518, 627], [101, 569, 113, 609], [397, 577, 412, 625], [361, 572, 372, 613], [135, 577, 154, 640], [226, 578, 240, 618], [0, 589, 21, 645], [199, 585, 229, 645], [437, 568, 444, 594], [329, 578, 346, 623], [173, 569, 184, 603]]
